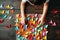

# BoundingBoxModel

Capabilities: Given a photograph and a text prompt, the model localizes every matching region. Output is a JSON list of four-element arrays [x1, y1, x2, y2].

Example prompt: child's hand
[[40, 18, 45, 25], [20, 14, 25, 25]]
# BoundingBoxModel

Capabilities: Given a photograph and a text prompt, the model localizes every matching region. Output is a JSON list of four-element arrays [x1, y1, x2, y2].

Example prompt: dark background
[[47, 0, 60, 40], [0, 0, 60, 40]]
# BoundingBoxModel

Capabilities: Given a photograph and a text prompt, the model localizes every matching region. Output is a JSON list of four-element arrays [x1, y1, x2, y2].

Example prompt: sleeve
[[22, 0, 28, 2], [45, 0, 50, 3]]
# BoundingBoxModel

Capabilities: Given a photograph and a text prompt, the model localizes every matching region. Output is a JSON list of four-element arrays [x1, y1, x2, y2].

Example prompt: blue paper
[[0, 4, 3, 8], [44, 25, 48, 28], [24, 24, 28, 29], [8, 16, 12, 20], [26, 17, 30, 21], [15, 26, 19, 30], [3, 15, 7, 19]]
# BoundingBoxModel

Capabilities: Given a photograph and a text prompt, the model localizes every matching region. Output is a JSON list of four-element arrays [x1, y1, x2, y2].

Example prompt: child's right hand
[[20, 14, 25, 25]]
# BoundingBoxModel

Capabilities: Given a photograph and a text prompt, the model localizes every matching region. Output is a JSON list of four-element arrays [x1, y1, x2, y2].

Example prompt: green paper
[[5, 10, 9, 14]]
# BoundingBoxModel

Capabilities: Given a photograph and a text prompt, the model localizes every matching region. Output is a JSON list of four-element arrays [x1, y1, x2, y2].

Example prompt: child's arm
[[20, 1, 26, 24], [40, 2, 49, 24], [20, 1, 26, 15], [20, 0, 34, 24]]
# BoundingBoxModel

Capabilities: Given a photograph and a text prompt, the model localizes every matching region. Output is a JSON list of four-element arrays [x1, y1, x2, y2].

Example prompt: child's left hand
[[20, 14, 25, 25]]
